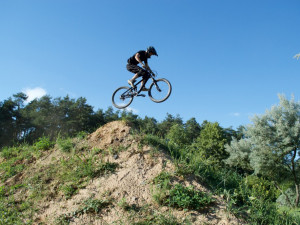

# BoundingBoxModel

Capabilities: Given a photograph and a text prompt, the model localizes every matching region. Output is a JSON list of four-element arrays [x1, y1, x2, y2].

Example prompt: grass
[[3, 127, 298, 225], [152, 171, 213, 211], [0, 135, 120, 224], [56, 137, 74, 153], [121, 203, 191, 225], [0, 144, 45, 182], [0, 184, 33, 225], [55, 197, 112, 225], [166, 184, 213, 210]]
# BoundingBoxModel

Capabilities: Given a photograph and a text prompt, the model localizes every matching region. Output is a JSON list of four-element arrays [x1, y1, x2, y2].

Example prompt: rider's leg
[[128, 73, 139, 88], [127, 64, 142, 88], [140, 73, 150, 91]]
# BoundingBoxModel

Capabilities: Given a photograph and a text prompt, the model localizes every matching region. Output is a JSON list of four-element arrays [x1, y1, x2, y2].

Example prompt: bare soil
[[3, 121, 243, 224]]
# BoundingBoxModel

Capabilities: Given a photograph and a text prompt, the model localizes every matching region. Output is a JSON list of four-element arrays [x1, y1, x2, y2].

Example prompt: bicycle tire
[[148, 78, 172, 103], [112, 86, 134, 109]]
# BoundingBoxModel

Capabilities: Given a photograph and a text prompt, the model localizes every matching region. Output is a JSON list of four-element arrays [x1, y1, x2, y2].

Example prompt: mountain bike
[[112, 69, 172, 109]]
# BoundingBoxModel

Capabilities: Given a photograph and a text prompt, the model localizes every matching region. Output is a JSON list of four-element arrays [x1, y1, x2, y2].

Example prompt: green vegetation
[[0, 138, 118, 224], [0, 93, 300, 224], [56, 197, 112, 224], [152, 172, 213, 210]]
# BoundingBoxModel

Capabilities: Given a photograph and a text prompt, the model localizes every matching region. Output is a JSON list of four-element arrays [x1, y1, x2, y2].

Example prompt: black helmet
[[147, 46, 158, 56]]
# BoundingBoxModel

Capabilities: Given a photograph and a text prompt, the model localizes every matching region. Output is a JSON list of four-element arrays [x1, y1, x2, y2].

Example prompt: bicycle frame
[[112, 69, 171, 109], [121, 69, 158, 99]]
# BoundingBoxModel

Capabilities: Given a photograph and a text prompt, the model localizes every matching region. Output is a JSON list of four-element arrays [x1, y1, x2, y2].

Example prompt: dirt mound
[[88, 120, 131, 149], [2, 121, 241, 224]]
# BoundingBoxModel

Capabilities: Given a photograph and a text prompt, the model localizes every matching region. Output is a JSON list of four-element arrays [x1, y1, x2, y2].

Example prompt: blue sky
[[1, 0, 299, 128]]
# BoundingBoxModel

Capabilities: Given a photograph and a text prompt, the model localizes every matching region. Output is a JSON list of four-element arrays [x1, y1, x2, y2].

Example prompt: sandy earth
[[3, 121, 243, 224]]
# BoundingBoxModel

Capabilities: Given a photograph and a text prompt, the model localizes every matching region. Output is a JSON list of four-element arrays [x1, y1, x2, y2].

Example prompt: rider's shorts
[[126, 64, 149, 79]]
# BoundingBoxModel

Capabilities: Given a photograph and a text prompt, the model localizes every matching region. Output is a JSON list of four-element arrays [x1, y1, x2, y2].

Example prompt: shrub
[[57, 137, 74, 153], [166, 184, 212, 210], [34, 136, 54, 150], [152, 171, 172, 204]]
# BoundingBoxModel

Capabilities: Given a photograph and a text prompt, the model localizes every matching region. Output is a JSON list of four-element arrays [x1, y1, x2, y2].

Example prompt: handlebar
[[145, 68, 157, 77]]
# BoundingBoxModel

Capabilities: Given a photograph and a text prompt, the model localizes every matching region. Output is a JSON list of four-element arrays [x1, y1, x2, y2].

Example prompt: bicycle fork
[[152, 80, 162, 92]]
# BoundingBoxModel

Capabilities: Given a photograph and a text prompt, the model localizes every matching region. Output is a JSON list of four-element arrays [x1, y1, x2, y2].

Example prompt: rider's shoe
[[141, 87, 149, 92], [128, 80, 135, 88]]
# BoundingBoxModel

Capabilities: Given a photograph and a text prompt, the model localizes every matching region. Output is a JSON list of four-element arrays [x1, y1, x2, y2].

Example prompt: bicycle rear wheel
[[148, 78, 172, 103], [112, 86, 134, 109]]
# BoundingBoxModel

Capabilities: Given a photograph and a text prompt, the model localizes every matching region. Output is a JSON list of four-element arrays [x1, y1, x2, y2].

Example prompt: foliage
[[227, 175, 299, 224], [61, 184, 78, 199], [57, 136, 74, 153], [277, 188, 298, 207], [0, 144, 40, 182], [157, 113, 183, 137], [34, 136, 54, 150], [166, 184, 212, 210], [0, 94, 109, 147], [184, 117, 201, 143], [152, 172, 212, 210], [225, 95, 300, 207], [2, 92, 300, 223], [194, 122, 228, 162], [56, 197, 111, 224], [166, 124, 189, 147], [0, 184, 31, 225]]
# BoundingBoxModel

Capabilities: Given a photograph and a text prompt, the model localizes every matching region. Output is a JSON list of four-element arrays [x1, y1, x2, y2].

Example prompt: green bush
[[228, 175, 299, 224], [277, 188, 298, 207], [166, 184, 212, 210], [57, 137, 74, 153], [34, 136, 54, 150], [76, 131, 88, 140]]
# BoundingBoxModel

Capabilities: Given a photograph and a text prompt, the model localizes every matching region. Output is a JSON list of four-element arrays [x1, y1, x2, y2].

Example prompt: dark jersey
[[127, 50, 149, 65]]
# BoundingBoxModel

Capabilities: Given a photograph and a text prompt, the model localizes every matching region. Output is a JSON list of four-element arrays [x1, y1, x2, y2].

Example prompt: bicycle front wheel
[[149, 78, 172, 103], [112, 86, 134, 109]]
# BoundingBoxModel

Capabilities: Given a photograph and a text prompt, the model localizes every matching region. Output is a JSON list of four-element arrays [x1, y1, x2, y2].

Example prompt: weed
[[61, 184, 78, 199], [0, 185, 32, 225], [55, 197, 111, 224], [91, 147, 103, 155], [76, 131, 88, 140], [166, 184, 213, 210], [79, 198, 111, 214], [118, 198, 140, 212], [0, 144, 38, 182], [152, 171, 172, 204], [152, 172, 212, 211], [57, 137, 74, 153], [34, 136, 54, 150]]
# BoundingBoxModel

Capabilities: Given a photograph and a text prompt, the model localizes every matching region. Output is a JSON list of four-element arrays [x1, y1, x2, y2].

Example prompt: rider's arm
[[135, 53, 145, 67]]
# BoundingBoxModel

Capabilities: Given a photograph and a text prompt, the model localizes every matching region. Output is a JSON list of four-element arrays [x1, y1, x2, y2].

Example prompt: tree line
[[0, 93, 101, 147], [0, 92, 242, 148]]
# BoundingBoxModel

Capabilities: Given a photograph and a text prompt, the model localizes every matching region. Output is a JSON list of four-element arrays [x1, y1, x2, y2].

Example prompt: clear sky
[[1, 0, 299, 128]]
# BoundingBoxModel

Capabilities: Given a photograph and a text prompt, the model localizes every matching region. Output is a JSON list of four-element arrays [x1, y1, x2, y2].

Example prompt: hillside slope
[[1, 121, 241, 224]]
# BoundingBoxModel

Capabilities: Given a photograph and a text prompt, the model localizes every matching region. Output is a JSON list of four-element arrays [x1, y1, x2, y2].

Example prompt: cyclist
[[127, 46, 158, 91]]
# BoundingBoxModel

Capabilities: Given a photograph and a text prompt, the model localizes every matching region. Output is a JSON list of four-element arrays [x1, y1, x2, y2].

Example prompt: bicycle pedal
[[137, 94, 146, 97]]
